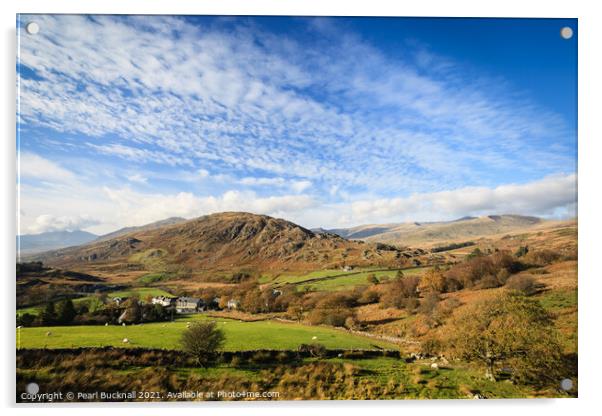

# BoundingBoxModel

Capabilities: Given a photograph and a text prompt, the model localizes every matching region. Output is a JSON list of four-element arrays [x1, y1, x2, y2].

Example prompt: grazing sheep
[[122, 338, 129, 343], [46, 331, 52, 337], [312, 336, 317, 340], [430, 363, 439, 370]]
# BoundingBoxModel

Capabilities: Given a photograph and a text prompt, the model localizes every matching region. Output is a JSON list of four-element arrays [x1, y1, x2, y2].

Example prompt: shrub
[[402, 297, 419, 313], [526, 249, 562, 266], [357, 289, 380, 305], [505, 275, 540, 295], [298, 343, 327, 357], [496, 268, 511, 284], [420, 337, 443, 356], [344, 316, 358, 330], [306, 308, 353, 327], [431, 297, 461, 324], [515, 245, 529, 257], [180, 321, 225, 365], [316, 293, 356, 309], [418, 293, 441, 316], [366, 274, 379, 285], [476, 275, 502, 290]]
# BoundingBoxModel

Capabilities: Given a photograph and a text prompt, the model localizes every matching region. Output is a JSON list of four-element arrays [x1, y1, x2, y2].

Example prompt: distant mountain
[[319, 215, 544, 246], [29, 212, 411, 278], [17, 230, 98, 255], [95, 217, 186, 242]]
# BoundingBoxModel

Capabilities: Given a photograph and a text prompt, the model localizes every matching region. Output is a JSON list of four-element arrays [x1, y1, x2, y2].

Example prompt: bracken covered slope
[[31, 212, 412, 279]]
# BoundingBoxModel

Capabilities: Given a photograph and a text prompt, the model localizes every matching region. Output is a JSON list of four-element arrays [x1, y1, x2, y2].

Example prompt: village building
[[175, 297, 204, 314], [151, 295, 175, 307], [226, 299, 240, 310]]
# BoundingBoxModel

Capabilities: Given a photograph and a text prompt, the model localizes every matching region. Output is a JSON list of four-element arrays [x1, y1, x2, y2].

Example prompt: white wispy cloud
[[102, 187, 314, 228], [127, 173, 148, 184], [347, 173, 577, 224], [18, 15, 575, 197], [27, 214, 100, 234], [16, 16, 577, 233], [19, 152, 74, 183]]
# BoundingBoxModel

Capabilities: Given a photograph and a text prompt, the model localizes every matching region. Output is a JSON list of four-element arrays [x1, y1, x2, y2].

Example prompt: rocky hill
[[30, 212, 412, 280]]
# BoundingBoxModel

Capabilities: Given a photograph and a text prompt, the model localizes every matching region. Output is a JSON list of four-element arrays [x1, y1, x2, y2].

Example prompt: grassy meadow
[[17, 314, 396, 351], [265, 267, 429, 291], [296, 267, 428, 291]]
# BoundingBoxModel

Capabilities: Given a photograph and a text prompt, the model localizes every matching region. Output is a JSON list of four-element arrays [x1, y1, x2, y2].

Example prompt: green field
[[16, 314, 397, 351], [269, 269, 355, 285], [17, 287, 174, 317], [297, 267, 429, 291]]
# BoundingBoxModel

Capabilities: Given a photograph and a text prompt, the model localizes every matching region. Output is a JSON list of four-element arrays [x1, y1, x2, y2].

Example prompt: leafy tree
[[419, 267, 446, 293], [57, 299, 77, 324], [39, 302, 57, 325], [17, 312, 35, 327], [124, 297, 142, 323], [449, 292, 563, 385], [180, 321, 225, 365], [366, 274, 379, 285], [287, 304, 304, 321]]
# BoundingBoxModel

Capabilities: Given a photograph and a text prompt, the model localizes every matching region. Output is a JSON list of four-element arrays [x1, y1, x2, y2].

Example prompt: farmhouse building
[[175, 297, 204, 313], [151, 295, 175, 307], [227, 299, 240, 310]]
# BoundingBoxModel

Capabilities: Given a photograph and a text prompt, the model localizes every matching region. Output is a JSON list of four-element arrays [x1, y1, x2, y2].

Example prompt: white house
[[175, 297, 204, 314], [151, 296, 175, 307]]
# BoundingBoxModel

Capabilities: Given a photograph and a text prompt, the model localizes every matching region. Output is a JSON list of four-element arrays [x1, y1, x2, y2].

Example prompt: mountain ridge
[[17, 230, 98, 255], [315, 214, 546, 246], [28, 212, 411, 279]]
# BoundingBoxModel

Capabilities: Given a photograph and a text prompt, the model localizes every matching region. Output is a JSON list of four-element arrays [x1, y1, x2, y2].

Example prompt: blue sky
[[17, 15, 577, 234]]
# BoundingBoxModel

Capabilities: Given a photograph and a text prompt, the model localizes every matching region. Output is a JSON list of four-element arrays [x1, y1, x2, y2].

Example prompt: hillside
[[95, 217, 186, 242], [30, 212, 412, 281], [320, 215, 547, 247], [17, 230, 98, 255]]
